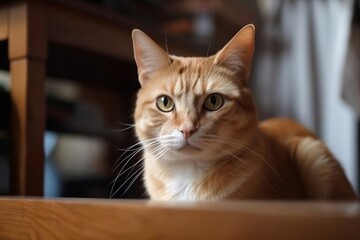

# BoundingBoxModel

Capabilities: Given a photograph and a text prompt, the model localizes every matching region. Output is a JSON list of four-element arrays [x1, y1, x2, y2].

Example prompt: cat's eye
[[156, 95, 175, 112], [204, 93, 224, 111]]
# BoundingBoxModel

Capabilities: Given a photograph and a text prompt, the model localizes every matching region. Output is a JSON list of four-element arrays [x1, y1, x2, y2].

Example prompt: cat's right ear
[[132, 29, 170, 87], [214, 24, 255, 82]]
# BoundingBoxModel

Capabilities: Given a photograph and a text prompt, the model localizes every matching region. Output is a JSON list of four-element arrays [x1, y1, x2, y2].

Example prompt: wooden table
[[0, 198, 359, 240], [0, 0, 201, 196]]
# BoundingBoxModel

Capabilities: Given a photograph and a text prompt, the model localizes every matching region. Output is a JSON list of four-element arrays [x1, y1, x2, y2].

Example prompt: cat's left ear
[[132, 29, 170, 87], [214, 24, 255, 81]]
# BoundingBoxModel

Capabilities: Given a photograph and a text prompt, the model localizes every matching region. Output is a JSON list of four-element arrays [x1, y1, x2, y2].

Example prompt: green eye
[[156, 95, 175, 112], [204, 93, 224, 111]]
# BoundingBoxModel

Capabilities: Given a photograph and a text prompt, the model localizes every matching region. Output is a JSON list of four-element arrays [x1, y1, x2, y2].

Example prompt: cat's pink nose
[[178, 122, 197, 140]]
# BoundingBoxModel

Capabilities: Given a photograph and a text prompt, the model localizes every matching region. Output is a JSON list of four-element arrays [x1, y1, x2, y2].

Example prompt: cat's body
[[131, 25, 357, 200]]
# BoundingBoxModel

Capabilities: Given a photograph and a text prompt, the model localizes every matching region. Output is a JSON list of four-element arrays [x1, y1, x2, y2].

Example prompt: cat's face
[[133, 25, 257, 163]]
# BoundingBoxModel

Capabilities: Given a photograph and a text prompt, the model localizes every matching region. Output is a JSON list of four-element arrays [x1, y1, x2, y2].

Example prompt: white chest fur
[[162, 161, 208, 201]]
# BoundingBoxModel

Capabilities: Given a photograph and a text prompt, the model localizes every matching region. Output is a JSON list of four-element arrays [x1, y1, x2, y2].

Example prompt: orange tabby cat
[[131, 24, 356, 200]]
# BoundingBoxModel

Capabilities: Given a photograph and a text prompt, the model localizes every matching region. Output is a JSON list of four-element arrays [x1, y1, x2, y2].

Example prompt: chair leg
[[8, 1, 47, 196], [10, 59, 46, 196]]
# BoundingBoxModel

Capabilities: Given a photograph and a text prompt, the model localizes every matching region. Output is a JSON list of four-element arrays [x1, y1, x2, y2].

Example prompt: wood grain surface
[[0, 198, 359, 240]]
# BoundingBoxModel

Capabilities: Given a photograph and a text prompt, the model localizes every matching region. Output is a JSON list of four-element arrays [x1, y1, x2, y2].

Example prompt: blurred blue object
[[44, 131, 61, 197]]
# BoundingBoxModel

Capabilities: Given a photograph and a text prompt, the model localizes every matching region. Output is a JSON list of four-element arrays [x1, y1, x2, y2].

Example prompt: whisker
[[110, 134, 173, 198], [108, 157, 141, 194], [116, 121, 135, 127], [113, 144, 145, 171], [119, 147, 170, 197], [206, 46, 234, 83], [164, 32, 174, 75], [206, 31, 212, 58], [205, 61, 216, 83], [111, 146, 170, 198], [120, 166, 144, 197], [205, 60, 223, 87], [111, 121, 136, 132], [114, 137, 159, 152], [120, 144, 165, 183], [112, 137, 164, 172], [110, 165, 144, 198], [109, 139, 159, 197], [110, 126, 135, 132]]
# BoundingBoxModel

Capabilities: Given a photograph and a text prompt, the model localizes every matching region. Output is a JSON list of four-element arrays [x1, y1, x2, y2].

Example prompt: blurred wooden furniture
[[0, 198, 359, 240], [0, 0, 135, 196]]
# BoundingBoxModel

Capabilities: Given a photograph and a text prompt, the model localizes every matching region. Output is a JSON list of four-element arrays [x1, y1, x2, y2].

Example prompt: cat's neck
[[143, 149, 215, 200]]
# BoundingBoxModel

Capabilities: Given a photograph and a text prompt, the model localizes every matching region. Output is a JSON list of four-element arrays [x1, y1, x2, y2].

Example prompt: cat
[[131, 24, 357, 201]]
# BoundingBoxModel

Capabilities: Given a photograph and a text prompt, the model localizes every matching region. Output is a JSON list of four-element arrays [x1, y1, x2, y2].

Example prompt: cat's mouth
[[179, 142, 202, 151]]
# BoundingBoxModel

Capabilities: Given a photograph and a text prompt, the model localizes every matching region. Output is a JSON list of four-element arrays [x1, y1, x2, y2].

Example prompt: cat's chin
[[178, 144, 202, 152], [167, 144, 200, 158], [166, 144, 215, 163]]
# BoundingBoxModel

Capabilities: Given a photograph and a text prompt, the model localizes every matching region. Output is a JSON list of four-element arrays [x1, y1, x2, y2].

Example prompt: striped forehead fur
[[165, 56, 243, 98]]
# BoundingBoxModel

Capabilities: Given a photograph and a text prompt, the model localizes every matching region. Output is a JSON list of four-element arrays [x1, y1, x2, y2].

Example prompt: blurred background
[[0, 0, 359, 198]]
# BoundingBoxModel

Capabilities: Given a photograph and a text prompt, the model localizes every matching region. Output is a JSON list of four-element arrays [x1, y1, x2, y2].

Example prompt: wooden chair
[[1, 0, 137, 196]]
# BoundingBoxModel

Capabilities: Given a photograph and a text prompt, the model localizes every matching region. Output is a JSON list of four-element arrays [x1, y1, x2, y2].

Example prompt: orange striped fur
[[131, 25, 356, 200]]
